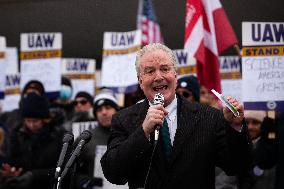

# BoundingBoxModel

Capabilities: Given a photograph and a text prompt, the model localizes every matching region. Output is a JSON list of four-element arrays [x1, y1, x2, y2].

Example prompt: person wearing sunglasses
[[74, 91, 94, 114], [62, 91, 95, 132], [176, 75, 200, 103]]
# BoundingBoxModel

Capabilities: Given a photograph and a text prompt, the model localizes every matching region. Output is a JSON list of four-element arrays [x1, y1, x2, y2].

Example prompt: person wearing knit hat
[[177, 75, 200, 103], [21, 92, 50, 133], [73, 90, 120, 189], [2, 92, 66, 189], [22, 80, 45, 96], [74, 91, 94, 113], [245, 110, 266, 140], [93, 90, 119, 127], [22, 92, 50, 119]]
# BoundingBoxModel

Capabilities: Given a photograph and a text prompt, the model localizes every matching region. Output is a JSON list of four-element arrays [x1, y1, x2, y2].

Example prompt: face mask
[[60, 85, 72, 101]]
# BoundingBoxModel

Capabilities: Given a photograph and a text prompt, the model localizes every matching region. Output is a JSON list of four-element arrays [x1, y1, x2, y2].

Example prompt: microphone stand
[[69, 160, 78, 189], [55, 161, 77, 189]]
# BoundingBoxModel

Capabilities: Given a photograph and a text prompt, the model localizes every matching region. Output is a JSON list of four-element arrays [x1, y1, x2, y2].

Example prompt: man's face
[[96, 105, 117, 128], [246, 118, 262, 140], [74, 97, 92, 113], [138, 49, 177, 106], [24, 118, 44, 134]]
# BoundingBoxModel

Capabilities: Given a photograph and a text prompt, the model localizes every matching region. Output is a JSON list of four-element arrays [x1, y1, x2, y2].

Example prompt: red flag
[[137, 0, 164, 46], [184, 0, 238, 93]]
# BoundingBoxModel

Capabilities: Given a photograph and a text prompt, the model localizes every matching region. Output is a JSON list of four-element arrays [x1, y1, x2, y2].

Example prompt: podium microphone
[[54, 133, 74, 179], [153, 93, 164, 143], [59, 130, 92, 180]]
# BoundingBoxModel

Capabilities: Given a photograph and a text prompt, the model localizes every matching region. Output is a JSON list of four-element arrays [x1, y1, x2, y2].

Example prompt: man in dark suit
[[101, 43, 251, 189]]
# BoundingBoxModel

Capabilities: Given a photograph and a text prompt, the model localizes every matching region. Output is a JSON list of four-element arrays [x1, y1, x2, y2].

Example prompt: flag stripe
[[137, 0, 163, 46]]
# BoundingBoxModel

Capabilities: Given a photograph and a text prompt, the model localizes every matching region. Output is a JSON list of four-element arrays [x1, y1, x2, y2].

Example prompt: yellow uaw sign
[[20, 33, 62, 96], [61, 58, 96, 98], [174, 49, 197, 77], [101, 30, 142, 93], [242, 46, 284, 57]]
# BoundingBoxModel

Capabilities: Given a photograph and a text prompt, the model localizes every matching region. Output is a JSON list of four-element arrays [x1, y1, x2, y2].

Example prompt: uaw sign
[[242, 22, 284, 46], [62, 58, 96, 99], [242, 22, 284, 111], [219, 56, 242, 102], [20, 33, 62, 98], [72, 121, 98, 140], [0, 36, 6, 100], [101, 30, 141, 93], [173, 49, 197, 77], [3, 48, 21, 112]]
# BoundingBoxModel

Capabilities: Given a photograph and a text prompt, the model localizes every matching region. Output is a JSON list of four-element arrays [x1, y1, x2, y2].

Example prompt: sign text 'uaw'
[[242, 22, 284, 46], [21, 33, 62, 52]]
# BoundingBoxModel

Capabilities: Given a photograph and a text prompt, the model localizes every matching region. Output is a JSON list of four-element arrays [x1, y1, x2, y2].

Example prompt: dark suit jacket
[[101, 95, 251, 189]]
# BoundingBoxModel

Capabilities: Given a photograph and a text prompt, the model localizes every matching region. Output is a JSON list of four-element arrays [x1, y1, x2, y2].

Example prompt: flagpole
[[233, 44, 242, 57]]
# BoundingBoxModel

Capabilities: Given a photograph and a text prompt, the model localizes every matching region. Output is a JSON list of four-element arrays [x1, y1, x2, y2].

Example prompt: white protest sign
[[0, 37, 7, 100], [242, 22, 284, 111], [62, 58, 96, 99], [72, 121, 98, 140], [94, 145, 128, 189], [101, 30, 141, 93], [219, 56, 242, 102], [3, 48, 21, 112], [20, 33, 62, 98], [242, 22, 284, 46], [173, 49, 197, 78]]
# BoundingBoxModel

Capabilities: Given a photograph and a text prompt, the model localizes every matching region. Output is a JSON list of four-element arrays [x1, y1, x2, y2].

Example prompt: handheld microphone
[[59, 130, 92, 180], [54, 133, 74, 179], [153, 93, 164, 142]]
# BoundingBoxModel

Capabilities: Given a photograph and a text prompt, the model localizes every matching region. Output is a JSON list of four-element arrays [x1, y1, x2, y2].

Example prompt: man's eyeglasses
[[178, 91, 193, 98], [74, 99, 88, 106]]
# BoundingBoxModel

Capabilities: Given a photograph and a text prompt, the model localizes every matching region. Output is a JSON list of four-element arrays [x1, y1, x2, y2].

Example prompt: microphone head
[[153, 93, 164, 106], [62, 133, 74, 144], [80, 130, 92, 142]]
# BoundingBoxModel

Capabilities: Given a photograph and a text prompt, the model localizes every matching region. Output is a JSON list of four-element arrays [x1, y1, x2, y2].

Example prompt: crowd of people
[[0, 43, 283, 189]]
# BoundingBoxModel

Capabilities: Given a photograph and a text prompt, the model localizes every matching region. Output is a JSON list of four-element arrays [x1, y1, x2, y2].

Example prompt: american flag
[[137, 0, 164, 46], [184, 0, 238, 93]]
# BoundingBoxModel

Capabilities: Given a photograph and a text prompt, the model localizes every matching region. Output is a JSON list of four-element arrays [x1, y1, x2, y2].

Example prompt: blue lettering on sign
[[263, 24, 274, 42], [175, 51, 188, 65], [220, 57, 240, 70], [111, 32, 136, 46], [273, 24, 284, 41], [252, 24, 261, 41], [67, 60, 89, 71], [5, 75, 20, 86], [251, 23, 284, 42], [28, 34, 55, 48]]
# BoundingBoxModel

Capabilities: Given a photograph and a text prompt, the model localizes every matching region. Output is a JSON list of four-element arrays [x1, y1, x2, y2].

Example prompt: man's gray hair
[[135, 43, 178, 76]]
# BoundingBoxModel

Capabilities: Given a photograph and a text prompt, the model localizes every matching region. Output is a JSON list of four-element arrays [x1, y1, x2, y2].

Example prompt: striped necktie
[[161, 119, 172, 160]]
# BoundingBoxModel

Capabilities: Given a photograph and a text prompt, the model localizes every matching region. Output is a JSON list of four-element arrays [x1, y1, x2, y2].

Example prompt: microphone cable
[[143, 138, 159, 189]]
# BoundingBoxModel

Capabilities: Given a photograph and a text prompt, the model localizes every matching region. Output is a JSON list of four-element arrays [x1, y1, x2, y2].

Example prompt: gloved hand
[[6, 171, 33, 189]]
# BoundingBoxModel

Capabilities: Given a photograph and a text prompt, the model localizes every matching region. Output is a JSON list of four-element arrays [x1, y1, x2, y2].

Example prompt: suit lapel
[[169, 96, 200, 166], [132, 100, 149, 131]]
